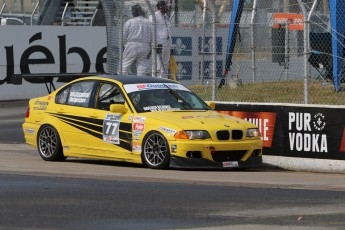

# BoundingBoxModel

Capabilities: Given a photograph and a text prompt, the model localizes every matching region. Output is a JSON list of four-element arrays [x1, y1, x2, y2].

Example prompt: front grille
[[232, 130, 243, 140], [216, 130, 230, 140], [216, 130, 243, 140], [212, 150, 247, 162]]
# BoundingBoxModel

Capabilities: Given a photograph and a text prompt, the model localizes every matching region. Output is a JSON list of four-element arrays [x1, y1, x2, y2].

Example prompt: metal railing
[[30, 1, 39, 25], [61, 2, 69, 27], [0, 3, 6, 16]]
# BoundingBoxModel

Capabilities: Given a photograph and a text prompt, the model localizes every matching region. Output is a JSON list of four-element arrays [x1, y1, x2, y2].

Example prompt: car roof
[[90, 74, 177, 85]]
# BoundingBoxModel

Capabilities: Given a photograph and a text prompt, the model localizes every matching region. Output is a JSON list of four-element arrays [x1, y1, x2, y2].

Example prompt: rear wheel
[[37, 125, 65, 161], [142, 131, 170, 169]]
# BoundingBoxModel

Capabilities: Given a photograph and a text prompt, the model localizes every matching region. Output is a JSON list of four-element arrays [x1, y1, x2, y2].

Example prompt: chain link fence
[[103, 0, 345, 105]]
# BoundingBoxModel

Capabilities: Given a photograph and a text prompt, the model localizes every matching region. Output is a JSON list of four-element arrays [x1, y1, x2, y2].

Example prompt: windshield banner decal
[[124, 83, 189, 93]]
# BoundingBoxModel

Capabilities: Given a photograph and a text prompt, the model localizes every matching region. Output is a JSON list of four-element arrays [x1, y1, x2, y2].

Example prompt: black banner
[[216, 103, 345, 160]]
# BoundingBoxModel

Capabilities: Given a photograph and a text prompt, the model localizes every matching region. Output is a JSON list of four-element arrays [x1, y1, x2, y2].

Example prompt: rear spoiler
[[11, 73, 101, 93]]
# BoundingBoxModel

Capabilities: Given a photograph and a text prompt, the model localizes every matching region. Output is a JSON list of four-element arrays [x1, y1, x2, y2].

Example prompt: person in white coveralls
[[122, 4, 152, 76], [149, 1, 172, 78]]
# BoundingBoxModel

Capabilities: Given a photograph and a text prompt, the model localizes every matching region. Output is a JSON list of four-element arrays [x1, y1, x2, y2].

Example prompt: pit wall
[[215, 102, 345, 173]]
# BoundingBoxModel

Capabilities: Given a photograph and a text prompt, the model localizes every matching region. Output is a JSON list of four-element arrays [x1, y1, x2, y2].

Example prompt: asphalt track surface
[[1, 100, 345, 230]]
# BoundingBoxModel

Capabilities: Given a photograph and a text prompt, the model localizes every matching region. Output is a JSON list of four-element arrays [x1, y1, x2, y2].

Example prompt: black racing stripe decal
[[49, 113, 103, 126], [119, 141, 131, 151], [49, 113, 132, 151], [63, 119, 103, 140], [119, 131, 132, 140], [120, 122, 132, 132], [51, 113, 103, 133], [61, 118, 132, 151], [51, 113, 132, 134]]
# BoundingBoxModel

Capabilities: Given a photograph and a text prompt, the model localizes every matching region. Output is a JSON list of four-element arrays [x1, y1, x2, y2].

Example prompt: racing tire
[[142, 131, 170, 169], [37, 125, 65, 161]]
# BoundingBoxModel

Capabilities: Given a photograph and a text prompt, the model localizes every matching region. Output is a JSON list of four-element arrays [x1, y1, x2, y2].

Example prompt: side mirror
[[206, 101, 216, 110], [110, 104, 128, 113]]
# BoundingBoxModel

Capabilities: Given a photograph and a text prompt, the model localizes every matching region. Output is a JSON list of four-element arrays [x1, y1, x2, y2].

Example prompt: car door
[[88, 81, 133, 159], [54, 80, 96, 153]]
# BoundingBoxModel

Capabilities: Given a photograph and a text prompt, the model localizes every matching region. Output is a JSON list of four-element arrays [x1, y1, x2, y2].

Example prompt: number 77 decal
[[103, 114, 122, 144]]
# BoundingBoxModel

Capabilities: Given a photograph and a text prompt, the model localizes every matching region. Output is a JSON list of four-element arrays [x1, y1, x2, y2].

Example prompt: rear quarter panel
[[23, 95, 54, 147]]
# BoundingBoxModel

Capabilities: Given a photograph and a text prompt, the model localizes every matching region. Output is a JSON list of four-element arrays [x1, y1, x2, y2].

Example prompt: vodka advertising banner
[[216, 103, 345, 160]]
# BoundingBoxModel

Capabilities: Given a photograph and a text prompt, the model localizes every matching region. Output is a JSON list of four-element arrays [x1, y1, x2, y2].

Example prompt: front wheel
[[142, 131, 170, 169], [37, 125, 65, 161]]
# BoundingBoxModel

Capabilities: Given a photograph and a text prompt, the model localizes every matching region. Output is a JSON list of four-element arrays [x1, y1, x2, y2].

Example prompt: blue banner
[[224, 0, 245, 73], [330, 0, 345, 92]]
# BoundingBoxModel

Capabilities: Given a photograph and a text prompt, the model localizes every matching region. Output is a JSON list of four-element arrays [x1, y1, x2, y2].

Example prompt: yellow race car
[[23, 75, 263, 169]]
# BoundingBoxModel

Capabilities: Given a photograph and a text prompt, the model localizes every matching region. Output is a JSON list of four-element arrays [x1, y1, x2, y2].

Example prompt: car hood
[[141, 110, 255, 130]]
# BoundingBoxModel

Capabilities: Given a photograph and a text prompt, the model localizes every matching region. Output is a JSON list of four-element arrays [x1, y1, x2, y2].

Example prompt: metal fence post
[[205, 0, 216, 101], [297, 0, 309, 104], [146, 0, 157, 78], [284, 21, 290, 80], [118, 1, 124, 74], [99, 0, 117, 75], [250, 0, 257, 83], [200, 0, 207, 84]]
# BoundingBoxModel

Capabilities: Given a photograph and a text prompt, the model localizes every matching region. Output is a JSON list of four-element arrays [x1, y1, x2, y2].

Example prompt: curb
[[263, 155, 345, 174]]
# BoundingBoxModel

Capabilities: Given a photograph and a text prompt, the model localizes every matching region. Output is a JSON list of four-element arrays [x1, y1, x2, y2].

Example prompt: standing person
[[122, 4, 152, 76], [149, 1, 172, 78]]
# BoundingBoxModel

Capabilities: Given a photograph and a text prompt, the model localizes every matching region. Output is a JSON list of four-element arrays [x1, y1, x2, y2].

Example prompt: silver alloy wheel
[[143, 132, 168, 167], [38, 126, 58, 158]]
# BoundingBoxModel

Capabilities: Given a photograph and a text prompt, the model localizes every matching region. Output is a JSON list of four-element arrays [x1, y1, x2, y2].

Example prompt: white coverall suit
[[149, 11, 171, 78], [122, 16, 152, 76]]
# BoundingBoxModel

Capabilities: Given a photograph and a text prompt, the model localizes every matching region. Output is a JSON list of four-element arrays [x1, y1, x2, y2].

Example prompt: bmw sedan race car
[[23, 75, 263, 169]]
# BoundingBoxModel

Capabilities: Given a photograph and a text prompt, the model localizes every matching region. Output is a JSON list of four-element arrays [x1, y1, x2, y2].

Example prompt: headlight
[[246, 128, 260, 138], [186, 130, 211, 139], [174, 130, 211, 140]]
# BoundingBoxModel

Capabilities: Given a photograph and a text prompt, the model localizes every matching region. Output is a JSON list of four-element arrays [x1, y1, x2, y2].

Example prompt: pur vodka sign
[[288, 112, 328, 153]]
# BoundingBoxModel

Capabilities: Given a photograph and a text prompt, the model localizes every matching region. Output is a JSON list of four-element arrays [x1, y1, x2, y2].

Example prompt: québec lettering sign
[[0, 26, 107, 85]]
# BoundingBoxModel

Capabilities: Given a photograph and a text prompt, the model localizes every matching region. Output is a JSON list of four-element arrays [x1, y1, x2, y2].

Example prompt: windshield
[[124, 83, 210, 113]]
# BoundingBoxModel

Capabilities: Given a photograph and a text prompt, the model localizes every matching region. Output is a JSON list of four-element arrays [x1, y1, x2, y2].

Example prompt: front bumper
[[169, 155, 262, 169], [168, 138, 262, 169]]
